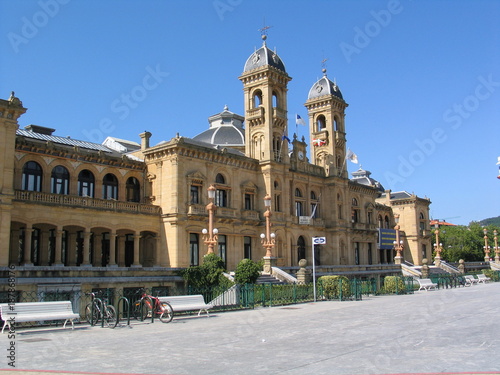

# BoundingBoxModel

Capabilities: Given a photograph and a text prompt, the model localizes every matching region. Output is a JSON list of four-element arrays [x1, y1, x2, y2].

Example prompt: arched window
[[378, 214, 383, 228], [126, 177, 140, 202], [78, 170, 95, 197], [272, 92, 279, 108], [297, 236, 306, 263], [384, 215, 390, 229], [274, 180, 281, 212], [102, 173, 118, 200], [295, 188, 304, 216], [51, 165, 69, 195], [22, 161, 42, 191], [419, 212, 426, 234], [334, 116, 340, 131], [215, 173, 228, 207], [253, 90, 262, 108], [316, 115, 326, 132]]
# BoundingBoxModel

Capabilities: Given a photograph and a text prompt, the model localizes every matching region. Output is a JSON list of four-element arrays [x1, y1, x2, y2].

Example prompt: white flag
[[296, 114, 306, 126], [346, 149, 358, 164]]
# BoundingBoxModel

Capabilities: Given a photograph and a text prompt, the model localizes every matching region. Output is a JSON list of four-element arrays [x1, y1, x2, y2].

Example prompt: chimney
[[139, 131, 152, 150]]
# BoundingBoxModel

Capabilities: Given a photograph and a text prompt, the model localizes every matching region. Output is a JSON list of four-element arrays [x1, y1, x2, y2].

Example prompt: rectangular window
[[190, 185, 200, 204], [190, 233, 199, 266], [368, 243, 373, 265], [244, 236, 251, 259], [244, 193, 252, 210], [216, 189, 228, 207], [354, 242, 360, 265], [218, 234, 227, 266]]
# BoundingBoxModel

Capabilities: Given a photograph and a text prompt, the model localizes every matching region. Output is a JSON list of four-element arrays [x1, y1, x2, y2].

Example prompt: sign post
[[312, 236, 326, 302]]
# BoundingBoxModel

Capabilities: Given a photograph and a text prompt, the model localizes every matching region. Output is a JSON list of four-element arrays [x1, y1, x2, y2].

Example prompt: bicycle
[[132, 288, 173, 323], [85, 291, 118, 328]]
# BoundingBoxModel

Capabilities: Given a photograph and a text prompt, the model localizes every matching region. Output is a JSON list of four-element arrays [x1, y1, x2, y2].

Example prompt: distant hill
[[479, 216, 500, 226]]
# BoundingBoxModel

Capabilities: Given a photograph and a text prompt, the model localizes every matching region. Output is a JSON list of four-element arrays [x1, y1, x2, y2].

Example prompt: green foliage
[[234, 258, 261, 285], [180, 254, 229, 289], [479, 216, 500, 226], [382, 276, 406, 294], [433, 222, 500, 262], [318, 275, 351, 299], [482, 269, 500, 282]]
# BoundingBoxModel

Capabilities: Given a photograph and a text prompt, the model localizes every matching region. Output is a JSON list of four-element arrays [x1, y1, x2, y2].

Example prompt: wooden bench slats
[[0, 301, 79, 333], [158, 295, 213, 317]]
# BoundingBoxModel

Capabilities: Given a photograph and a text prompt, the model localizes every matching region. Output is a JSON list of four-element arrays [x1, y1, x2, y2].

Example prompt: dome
[[193, 106, 245, 148], [351, 167, 385, 192], [243, 37, 287, 74], [308, 71, 343, 100]]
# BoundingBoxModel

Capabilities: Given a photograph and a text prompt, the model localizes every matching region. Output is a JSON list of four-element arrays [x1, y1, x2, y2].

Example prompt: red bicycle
[[132, 288, 173, 323]]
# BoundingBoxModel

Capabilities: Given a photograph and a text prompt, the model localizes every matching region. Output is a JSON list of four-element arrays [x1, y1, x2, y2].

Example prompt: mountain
[[479, 216, 500, 226]]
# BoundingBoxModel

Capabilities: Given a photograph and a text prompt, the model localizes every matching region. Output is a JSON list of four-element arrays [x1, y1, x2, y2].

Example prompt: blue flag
[[296, 114, 306, 126]]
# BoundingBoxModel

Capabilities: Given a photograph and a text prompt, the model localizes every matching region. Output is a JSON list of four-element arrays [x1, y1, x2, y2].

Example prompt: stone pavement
[[2, 282, 500, 375]]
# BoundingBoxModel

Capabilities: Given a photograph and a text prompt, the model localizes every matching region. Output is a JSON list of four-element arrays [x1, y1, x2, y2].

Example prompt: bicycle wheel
[[85, 303, 100, 326], [159, 302, 173, 323], [132, 300, 144, 320], [104, 305, 117, 328]]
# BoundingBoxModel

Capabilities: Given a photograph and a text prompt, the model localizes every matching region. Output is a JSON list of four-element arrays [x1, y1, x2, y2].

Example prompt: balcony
[[14, 190, 161, 215]]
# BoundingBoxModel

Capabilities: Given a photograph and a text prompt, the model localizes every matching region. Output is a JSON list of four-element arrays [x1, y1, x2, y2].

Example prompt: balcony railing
[[14, 190, 161, 215]]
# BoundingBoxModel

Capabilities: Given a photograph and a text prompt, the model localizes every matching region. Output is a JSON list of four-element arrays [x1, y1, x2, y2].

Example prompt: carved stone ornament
[[316, 84, 323, 93], [147, 172, 156, 181], [252, 52, 260, 64]]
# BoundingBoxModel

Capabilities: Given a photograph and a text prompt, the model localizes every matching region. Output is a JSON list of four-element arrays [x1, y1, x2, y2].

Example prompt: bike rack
[[116, 296, 131, 328], [138, 295, 155, 324]]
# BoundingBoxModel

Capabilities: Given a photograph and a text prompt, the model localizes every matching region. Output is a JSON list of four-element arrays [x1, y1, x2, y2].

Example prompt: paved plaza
[[1, 283, 500, 375]]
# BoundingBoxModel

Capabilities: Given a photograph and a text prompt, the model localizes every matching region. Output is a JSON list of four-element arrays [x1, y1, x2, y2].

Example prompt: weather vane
[[258, 17, 273, 37]]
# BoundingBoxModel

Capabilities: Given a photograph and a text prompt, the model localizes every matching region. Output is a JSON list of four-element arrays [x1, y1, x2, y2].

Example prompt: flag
[[296, 114, 306, 126], [282, 135, 291, 143], [312, 139, 326, 147], [346, 149, 358, 164]]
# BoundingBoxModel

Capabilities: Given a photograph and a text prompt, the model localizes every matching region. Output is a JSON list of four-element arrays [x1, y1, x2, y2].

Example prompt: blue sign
[[378, 229, 396, 249]]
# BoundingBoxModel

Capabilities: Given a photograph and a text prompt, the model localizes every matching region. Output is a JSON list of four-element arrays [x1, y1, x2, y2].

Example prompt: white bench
[[417, 278, 438, 291], [0, 301, 80, 333], [464, 275, 479, 285], [476, 274, 491, 283], [158, 295, 213, 317]]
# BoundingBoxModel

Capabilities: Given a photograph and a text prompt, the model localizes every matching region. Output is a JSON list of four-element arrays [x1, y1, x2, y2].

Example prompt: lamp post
[[393, 214, 404, 265], [261, 194, 276, 274], [202, 185, 218, 255], [483, 228, 490, 262], [494, 230, 499, 264], [433, 223, 442, 266]]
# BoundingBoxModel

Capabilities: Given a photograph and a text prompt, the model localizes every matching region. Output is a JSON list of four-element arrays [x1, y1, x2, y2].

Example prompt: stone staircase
[[256, 274, 286, 285]]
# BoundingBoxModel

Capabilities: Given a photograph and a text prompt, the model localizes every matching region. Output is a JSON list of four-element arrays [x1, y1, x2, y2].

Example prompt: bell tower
[[239, 35, 292, 162], [305, 69, 348, 177]]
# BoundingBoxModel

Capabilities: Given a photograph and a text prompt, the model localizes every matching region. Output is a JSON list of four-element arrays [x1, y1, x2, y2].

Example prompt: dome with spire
[[243, 35, 287, 74], [193, 105, 245, 150], [308, 70, 343, 100], [351, 167, 384, 192]]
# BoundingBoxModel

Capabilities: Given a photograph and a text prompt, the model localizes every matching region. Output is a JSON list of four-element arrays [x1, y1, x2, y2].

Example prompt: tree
[[180, 254, 230, 289], [234, 258, 261, 285]]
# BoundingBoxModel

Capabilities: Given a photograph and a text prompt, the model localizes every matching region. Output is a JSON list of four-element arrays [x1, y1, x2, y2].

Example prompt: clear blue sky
[[1, 0, 499, 226]]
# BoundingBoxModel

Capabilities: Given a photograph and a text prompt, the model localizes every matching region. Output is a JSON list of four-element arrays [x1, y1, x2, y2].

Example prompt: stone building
[[0, 36, 432, 298]]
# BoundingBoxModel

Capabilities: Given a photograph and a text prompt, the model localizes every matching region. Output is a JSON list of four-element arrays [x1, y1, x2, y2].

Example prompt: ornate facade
[[0, 37, 432, 296]]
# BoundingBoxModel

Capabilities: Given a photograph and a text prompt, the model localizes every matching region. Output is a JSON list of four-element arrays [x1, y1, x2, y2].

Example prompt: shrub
[[180, 254, 229, 289], [234, 258, 261, 285], [318, 275, 351, 300], [382, 276, 407, 294], [482, 269, 500, 282]]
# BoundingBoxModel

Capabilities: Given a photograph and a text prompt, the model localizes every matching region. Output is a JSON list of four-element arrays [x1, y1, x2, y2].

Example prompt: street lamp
[[261, 194, 276, 274], [483, 228, 490, 262], [202, 184, 218, 254], [393, 214, 404, 265], [494, 230, 499, 264], [433, 223, 443, 265]]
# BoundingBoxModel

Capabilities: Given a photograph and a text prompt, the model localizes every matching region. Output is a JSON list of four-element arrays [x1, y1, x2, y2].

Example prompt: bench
[[158, 295, 213, 317], [0, 301, 80, 333], [464, 275, 479, 285], [417, 278, 438, 291], [476, 274, 491, 283]]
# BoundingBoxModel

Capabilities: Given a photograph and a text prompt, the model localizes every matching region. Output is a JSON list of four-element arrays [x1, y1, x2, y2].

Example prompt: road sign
[[312, 237, 326, 245]]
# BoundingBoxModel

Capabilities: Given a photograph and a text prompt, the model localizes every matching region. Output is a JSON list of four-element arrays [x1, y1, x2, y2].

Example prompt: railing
[[439, 260, 460, 274], [271, 267, 298, 284], [15, 190, 161, 215]]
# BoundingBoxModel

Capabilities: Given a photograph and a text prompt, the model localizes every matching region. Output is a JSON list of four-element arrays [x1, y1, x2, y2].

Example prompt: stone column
[[39, 230, 50, 266], [93, 234, 102, 266], [154, 235, 161, 267], [53, 227, 64, 266], [131, 233, 142, 267], [23, 225, 33, 266], [108, 231, 117, 267], [81, 230, 92, 266], [117, 235, 126, 267]]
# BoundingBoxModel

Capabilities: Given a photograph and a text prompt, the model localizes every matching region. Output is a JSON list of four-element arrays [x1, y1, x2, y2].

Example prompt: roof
[[308, 71, 343, 100], [429, 220, 457, 227], [351, 167, 384, 192], [102, 136, 141, 153], [243, 37, 287, 74], [17, 128, 114, 153], [193, 105, 245, 147]]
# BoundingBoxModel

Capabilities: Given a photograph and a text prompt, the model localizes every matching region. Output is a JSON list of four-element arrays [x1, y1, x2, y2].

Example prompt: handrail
[[400, 263, 421, 277], [439, 261, 460, 274], [271, 267, 298, 284]]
